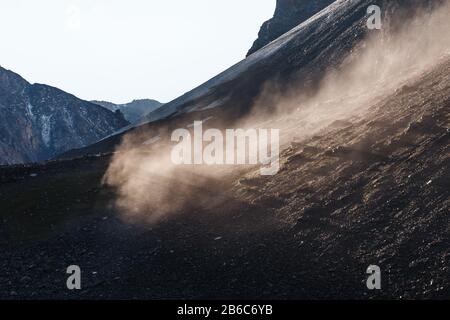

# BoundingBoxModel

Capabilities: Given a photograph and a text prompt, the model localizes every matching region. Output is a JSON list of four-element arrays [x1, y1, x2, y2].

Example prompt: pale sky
[[0, 0, 275, 104]]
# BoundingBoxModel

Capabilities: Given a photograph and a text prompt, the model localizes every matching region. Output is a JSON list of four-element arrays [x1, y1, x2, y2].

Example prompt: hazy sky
[[0, 0, 274, 104]]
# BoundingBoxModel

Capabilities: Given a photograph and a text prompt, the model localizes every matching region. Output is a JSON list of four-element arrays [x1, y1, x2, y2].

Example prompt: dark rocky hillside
[[1, 56, 449, 299], [63, 0, 440, 159], [247, 0, 336, 56]]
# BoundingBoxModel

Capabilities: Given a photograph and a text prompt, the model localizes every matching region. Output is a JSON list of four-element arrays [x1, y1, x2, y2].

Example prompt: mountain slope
[[64, 0, 430, 158], [0, 67, 129, 165], [92, 99, 163, 124], [1, 55, 449, 299]]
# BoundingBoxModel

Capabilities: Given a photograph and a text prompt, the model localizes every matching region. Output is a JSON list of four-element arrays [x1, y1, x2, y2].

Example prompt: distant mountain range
[[91, 99, 163, 124], [0, 66, 129, 165], [247, 0, 336, 56], [1, 0, 450, 300]]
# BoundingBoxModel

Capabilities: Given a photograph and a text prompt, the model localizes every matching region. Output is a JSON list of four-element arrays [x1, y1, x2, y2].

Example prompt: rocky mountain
[[0, 66, 129, 165], [91, 99, 163, 124], [1, 0, 449, 299], [247, 0, 336, 56]]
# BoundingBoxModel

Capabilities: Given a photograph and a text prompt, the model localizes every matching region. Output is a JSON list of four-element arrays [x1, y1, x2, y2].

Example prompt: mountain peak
[[92, 99, 164, 124]]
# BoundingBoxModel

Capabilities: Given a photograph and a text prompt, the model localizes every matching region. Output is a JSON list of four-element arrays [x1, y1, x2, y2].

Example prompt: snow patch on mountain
[[40, 115, 52, 147], [26, 102, 34, 118]]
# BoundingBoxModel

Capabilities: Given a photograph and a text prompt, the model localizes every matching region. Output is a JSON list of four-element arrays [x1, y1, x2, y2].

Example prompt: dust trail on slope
[[103, 1, 450, 224], [243, 0, 450, 144]]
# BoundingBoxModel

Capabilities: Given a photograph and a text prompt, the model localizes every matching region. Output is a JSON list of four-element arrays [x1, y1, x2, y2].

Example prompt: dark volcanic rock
[[0, 67, 129, 165], [91, 99, 164, 124], [247, 0, 336, 56]]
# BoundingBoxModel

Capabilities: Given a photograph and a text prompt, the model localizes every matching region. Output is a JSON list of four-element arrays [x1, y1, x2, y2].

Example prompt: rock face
[[0, 66, 129, 165], [91, 99, 163, 124], [247, 0, 336, 56]]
